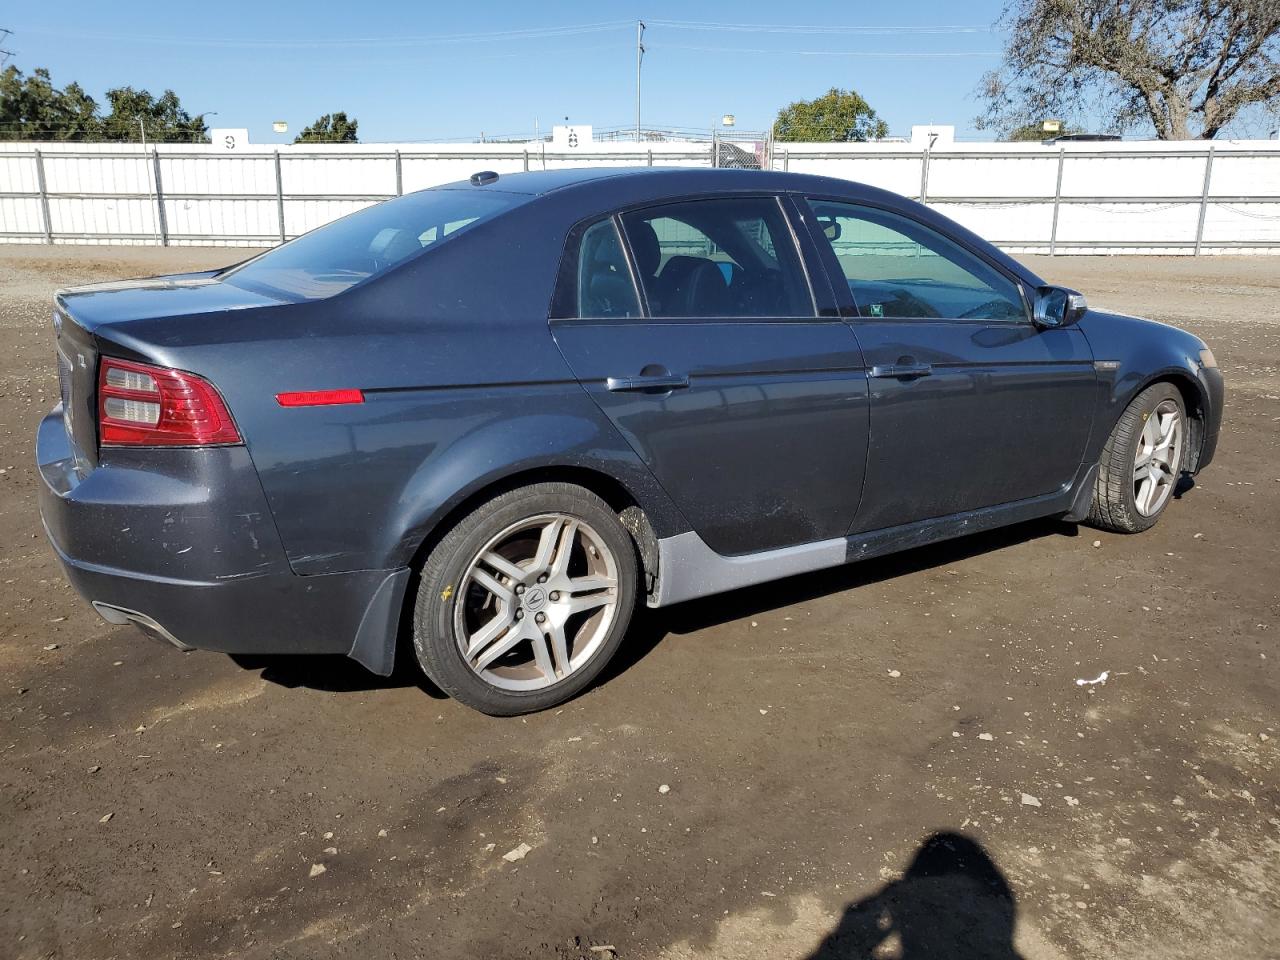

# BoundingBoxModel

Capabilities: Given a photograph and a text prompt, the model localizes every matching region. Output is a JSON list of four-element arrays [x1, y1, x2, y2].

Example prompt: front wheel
[[1087, 382, 1187, 533], [413, 482, 638, 716]]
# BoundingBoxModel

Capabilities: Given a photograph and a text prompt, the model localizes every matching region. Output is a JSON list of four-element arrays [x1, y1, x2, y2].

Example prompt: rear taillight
[[98, 357, 240, 447]]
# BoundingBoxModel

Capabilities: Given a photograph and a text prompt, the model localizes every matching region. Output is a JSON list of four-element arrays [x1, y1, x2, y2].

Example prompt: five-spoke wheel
[[1088, 382, 1188, 533], [1132, 398, 1184, 518], [455, 514, 620, 691], [413, 483, 638, 715]]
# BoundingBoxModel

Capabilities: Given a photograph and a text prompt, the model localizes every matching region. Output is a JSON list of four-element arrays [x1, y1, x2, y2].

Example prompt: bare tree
[[978, 0, 1280, 140]]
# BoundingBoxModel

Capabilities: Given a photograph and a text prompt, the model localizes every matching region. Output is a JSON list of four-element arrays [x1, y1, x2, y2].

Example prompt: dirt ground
[[0, 245, 1276, 960]]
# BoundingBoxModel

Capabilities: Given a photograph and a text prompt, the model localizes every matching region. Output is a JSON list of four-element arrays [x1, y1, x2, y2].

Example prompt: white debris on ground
[[1076, 671, 1111, 687], [502, 843, 533, 862]]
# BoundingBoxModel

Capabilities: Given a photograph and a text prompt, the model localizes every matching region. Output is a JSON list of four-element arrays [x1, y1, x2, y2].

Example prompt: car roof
[[430, 166, 866, 198], [427, 166, 1044, 288]]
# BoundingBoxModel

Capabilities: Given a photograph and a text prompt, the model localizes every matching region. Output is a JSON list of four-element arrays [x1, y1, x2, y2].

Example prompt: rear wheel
[[1087, 382, 1187, 533], [413, 482, 638, 715]]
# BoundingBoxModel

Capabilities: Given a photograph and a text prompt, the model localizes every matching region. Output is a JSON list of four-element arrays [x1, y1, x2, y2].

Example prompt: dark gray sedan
[[37, 168, 1224, 715]]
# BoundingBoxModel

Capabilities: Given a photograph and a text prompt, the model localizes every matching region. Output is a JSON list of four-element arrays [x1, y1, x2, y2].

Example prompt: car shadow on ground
[[804, 831, 1023, 960], [602, 515, 1078, 685], [233, 516, 1076, 699], [228, 651, 448, 697]]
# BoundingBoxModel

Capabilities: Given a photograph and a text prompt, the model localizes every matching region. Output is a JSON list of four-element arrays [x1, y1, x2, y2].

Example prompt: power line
[[656, 44, 1002, 58], [13, 21, 633, 49], [647, 19, 996, 35]]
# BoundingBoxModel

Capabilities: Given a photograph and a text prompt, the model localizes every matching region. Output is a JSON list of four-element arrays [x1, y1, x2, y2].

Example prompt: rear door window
[[574, 219, 642, 319], [619, 197, 814, 318]]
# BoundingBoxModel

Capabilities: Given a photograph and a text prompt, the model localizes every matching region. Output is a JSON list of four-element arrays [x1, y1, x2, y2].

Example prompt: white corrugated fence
[[1, 138, 1278, 254]]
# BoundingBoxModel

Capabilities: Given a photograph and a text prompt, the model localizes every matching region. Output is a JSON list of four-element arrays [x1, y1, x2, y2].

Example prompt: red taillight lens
[[98, 357, 241, 447]]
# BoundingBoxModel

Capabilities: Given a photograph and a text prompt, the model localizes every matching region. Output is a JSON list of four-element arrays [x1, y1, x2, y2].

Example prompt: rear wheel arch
[[403, 464, 662, 597], [411, 480, 641, 714], [380, 465, 665, 684]]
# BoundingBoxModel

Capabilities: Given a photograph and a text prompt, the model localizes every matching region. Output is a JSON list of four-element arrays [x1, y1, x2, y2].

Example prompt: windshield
[[221, 188, 526, 300]]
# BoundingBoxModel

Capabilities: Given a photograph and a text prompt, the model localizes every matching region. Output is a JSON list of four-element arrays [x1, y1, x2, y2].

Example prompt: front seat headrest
[[626, 220, 661, 278]]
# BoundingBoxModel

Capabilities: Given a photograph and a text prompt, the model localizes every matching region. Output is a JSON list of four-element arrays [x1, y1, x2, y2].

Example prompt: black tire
[[412, 482, 638, 716], [1087, 382, 1187, 534]]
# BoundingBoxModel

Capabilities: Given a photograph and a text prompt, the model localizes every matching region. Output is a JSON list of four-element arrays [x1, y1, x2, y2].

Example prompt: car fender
[[1076, 310, 1221, 469], [385, 396, 690, 572]]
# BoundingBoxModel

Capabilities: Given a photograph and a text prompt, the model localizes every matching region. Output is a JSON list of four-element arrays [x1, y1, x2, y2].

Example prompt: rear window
[[221, 189, 526, 300]]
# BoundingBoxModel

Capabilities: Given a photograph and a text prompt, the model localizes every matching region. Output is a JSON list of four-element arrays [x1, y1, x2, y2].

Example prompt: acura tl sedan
[[37, 168, 1223, 715]]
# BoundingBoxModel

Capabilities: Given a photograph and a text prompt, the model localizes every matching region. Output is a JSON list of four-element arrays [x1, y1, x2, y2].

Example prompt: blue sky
[[6, 1, 1012, 142]]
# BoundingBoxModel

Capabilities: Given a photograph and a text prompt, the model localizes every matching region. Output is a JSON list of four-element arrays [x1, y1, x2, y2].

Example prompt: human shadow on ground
[[805, 832, 1022, 960]]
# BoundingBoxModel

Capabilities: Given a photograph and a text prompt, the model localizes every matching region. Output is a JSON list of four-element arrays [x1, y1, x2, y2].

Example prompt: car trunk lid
[[53, 301, 100, 472], [51, 273, 284, 473]]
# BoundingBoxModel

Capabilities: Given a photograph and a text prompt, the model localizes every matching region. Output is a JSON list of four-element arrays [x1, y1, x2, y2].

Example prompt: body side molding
[[651, 468, 1091, 608]]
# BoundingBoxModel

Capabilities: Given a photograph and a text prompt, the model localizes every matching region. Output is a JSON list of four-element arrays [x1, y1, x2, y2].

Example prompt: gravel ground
[[0, 246, 1277, 960]]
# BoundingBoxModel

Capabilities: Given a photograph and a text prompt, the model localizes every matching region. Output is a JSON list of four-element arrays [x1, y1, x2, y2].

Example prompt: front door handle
[[869, 362, 933, 380], [606, 373, 690, 392]]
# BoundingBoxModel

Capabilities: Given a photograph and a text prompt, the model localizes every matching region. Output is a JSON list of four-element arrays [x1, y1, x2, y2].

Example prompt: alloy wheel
[[1133, 399, 1183, 517], [452, 513, 620, 691]]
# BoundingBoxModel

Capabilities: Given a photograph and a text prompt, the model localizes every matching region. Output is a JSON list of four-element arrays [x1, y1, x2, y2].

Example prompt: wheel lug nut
[[535, 612, 546, 624], [515, 609, 523, 619], [537, 574, 547, 584], [515, 584, 525, 595], [549, 591, 560, 602]]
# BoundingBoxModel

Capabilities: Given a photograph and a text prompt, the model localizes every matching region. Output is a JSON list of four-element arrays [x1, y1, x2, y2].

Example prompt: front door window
[[807, 200, 1026, 322]]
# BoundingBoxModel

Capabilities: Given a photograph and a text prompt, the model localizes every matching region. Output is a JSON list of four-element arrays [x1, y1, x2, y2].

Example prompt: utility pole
[[0, 28, 14, 68], [138, 116, 161, 245], [635, 20, 646, 143]]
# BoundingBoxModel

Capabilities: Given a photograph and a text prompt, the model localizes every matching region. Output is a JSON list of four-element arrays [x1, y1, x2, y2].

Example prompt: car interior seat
[[657, 255, 732, 317]]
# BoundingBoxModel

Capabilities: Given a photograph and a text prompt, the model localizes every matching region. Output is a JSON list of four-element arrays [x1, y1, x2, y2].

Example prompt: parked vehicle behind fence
[[37, 168, 1224, 715]]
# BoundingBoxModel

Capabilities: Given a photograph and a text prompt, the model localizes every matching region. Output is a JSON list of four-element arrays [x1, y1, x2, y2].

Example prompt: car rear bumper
[[36, 407, 408, 673]]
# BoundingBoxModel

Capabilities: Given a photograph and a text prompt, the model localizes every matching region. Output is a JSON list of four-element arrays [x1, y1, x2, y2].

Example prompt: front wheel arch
[[1108, 370, 1208, 473]]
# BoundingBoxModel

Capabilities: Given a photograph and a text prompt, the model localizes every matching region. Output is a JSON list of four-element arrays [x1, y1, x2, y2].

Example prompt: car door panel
[[799, 197, 1097, 534], [550, 197, 869, 558], [552, 320, 869, 555], [850, 320, 1095, 532]]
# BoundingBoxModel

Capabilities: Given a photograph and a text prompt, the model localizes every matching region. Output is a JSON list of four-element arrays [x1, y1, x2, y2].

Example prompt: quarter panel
[[246, 380, 686, 574]]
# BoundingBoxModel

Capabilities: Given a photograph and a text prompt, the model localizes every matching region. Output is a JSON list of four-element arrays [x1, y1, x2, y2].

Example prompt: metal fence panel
[[1, 141, 1277, 253]]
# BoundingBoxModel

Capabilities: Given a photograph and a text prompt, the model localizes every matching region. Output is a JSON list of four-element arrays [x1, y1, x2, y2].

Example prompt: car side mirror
[[1033, 285, 1087, 329]]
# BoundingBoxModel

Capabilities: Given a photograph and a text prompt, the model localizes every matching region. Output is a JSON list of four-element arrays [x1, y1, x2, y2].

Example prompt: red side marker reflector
[[275, 389, 365, 407]]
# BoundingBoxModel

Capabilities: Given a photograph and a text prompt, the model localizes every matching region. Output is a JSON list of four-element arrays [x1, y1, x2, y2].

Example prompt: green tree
[[0, 66, 100, 140], [0, 66, 209, 142], [773, 87, 888, 142], [978, 0, 1280, 140], [98, 86, 209, 142], [294, 112, 359, 143]]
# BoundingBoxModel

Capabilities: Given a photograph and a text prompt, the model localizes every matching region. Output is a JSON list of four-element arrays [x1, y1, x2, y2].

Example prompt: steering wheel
[[959, 298, 1022, 321]]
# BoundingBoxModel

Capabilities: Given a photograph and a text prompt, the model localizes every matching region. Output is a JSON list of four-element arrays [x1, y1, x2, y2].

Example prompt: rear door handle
[[869, 362, 932, 380], [606, 374, 690, 392]]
